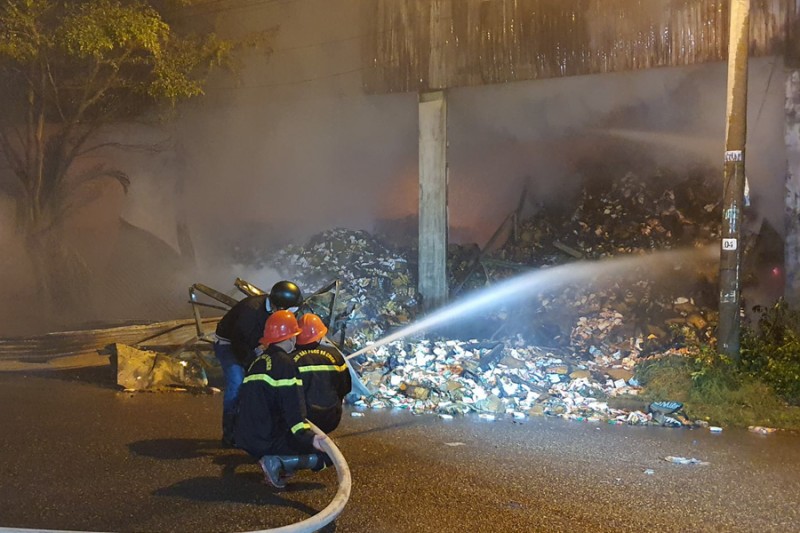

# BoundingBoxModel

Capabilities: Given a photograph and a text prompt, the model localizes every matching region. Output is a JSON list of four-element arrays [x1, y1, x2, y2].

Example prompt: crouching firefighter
[[214, 280, 303, 447], [293, 313, 352, 433], [234, 310, 332, 489]]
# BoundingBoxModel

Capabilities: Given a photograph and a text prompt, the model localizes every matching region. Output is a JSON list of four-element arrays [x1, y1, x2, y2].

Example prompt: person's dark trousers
[[213, 341, 244, 445]]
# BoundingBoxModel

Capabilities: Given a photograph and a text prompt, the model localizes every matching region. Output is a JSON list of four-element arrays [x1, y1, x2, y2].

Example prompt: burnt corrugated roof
[[364, 0, 798, 93]]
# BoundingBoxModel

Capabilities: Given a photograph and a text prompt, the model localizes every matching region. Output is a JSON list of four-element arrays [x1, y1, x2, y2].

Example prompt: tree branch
[[44, 52, 66, 123], [0, 129, 28, 190], [76, 140, 169, 157]]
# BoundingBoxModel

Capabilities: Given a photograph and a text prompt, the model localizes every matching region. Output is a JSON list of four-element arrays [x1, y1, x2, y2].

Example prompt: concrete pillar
[[785, 69, 800, 305], [418, 90, 448, 311]]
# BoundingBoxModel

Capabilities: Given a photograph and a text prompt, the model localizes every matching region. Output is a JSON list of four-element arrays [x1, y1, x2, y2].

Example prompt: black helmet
[[269, 280, 303, 310]]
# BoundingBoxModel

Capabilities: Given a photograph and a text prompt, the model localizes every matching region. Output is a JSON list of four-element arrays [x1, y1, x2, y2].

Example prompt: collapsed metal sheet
[[113, 343, 207, 391]]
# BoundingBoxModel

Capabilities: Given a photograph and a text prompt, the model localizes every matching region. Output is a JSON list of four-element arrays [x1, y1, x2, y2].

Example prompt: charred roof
[[363, 0, 799, 94]]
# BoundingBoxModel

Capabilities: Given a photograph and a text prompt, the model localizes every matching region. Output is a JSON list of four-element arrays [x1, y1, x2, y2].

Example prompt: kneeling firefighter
[[293, 313, 352, 433], [234, 310, 332, 489]]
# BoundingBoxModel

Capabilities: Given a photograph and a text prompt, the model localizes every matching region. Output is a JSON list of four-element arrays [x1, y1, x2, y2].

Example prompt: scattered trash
[[350, 412, 365, 418], [709, 426, 723, 433], [444, 442, 466, 447], [648, 401, 692, 428], [643, 468, 655, 475], [649, 401, 683, 414], [748, 426, 777, 435], [664, 456, 709, 465]]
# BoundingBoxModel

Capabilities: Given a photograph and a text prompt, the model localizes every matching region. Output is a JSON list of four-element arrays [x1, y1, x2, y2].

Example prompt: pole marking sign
[[722, 238, 738, 251], [724, 150, 743, 162]]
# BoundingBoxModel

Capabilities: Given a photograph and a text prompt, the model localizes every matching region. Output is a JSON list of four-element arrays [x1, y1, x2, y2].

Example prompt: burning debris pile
[[266, 229, 418, 346], [248, 171, 726, 426], [450, 170, 722, 352], [495, 171, 721, 266]]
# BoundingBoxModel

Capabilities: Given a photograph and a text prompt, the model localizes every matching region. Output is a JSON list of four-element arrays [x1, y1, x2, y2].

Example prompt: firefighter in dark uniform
[[293, 313, 352, 434], [234, 310, 331, 489], [213, 280, 302, 447]]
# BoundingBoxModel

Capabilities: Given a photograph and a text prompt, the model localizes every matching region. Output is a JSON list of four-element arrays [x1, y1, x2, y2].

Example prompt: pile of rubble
[[265, 228, 419, 347], [249, 171, 727, 426], [451, 171, 722, 352], [349, 337, 701, 427], [493, 171, 721, 267]]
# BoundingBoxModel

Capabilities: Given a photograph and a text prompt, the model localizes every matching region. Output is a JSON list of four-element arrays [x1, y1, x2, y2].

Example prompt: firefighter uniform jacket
[[234, 345, 316, 458], [293, 342, 352, 434], [215, 294, 271, 365]]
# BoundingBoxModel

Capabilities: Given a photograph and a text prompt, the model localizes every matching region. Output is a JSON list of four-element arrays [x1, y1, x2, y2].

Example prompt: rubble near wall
[[239, 169, 729, 424]]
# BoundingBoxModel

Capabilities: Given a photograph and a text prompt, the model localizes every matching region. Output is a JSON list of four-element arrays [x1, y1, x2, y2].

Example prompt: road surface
[[0, 365, 798, 533]]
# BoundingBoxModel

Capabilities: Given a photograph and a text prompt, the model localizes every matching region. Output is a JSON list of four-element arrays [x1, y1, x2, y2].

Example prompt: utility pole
[[784, 1, 800, 307], [718, 0, 750, 360]]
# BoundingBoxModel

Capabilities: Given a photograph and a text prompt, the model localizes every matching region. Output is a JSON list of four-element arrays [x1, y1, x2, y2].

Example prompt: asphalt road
[[1, 365, 799, 533]]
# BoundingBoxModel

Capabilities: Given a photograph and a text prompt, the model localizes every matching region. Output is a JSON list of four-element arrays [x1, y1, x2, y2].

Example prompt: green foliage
[[741, 299, 800, 405], [637, 353, 800, 429], [0, 0, 231, 112], [635, 301, 800, 428], [59, 1, 167, 59]]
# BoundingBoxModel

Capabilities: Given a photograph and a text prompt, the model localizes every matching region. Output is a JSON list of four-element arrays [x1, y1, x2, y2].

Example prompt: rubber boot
[[258, 455, 287, 489], [259, 453, 333, 489], [221, 412, 237, 448], [278, 453, 332, 476]]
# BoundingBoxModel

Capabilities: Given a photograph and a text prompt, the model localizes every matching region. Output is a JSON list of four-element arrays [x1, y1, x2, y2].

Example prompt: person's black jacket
[[292, 342, 352, 433], [215, 294, 270, 364], [234, 345, 316, 458]]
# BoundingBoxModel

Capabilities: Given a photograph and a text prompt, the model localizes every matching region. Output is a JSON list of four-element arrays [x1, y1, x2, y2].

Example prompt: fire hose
[[0, 422, 351, 533], [260, 422, 351, 533]]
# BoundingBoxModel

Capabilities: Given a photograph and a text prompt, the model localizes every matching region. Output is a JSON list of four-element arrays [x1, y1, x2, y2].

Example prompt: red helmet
[[260, 310, 301, 345], [297, 313, 328, 345]]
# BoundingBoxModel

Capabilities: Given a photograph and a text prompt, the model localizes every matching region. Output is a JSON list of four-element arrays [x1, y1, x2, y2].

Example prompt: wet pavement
[[1, 366, 799, 533]]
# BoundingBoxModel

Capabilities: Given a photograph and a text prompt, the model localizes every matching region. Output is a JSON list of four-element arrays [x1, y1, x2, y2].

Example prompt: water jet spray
[[346, 245, 718, 361]]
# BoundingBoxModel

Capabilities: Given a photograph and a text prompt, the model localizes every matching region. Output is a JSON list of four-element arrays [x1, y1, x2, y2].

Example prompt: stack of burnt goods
[[265, 228, 419, 350], [449, 170, 723, 356]]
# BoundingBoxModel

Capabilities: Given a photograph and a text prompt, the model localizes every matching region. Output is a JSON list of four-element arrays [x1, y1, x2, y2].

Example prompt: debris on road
[[749, 426, 778, 435], [664, 456, 710, 465], [112, 343, 208, 391]]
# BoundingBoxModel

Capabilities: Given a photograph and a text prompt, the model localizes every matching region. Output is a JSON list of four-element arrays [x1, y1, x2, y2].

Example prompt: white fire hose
[[0, 423, 351, 533], [259, 422, 351, 533]]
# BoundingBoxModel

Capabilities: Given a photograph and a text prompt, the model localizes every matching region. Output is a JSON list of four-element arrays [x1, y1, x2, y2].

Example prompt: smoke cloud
[[0, 0, 789, 334]]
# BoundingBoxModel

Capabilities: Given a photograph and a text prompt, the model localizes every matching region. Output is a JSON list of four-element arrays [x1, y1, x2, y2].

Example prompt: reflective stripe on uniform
[[243, 374, 302, 387], [291, 421, 311, 434], [297, 364, 348, 373]]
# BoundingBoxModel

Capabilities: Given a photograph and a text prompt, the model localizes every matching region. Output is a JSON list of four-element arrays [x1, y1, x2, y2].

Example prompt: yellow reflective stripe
[[247, 355, 269, 373], [298, 364, 348, 373], [243, 374, 302, 387], [291, 421, 311, 434]]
